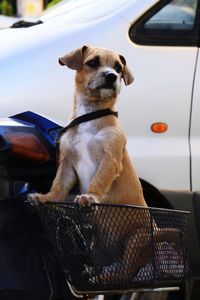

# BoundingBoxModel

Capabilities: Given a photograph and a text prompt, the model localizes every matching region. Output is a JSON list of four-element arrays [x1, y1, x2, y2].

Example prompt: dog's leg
[[74, 131, 125, 206], [95, 225, 182, 284], [28, 158, 76, 203], [74, 150, 122, 206], [90, 152, 122, 195]]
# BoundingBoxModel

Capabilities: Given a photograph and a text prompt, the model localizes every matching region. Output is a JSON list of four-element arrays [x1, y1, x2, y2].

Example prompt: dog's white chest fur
[[74, 124, 96, 193]]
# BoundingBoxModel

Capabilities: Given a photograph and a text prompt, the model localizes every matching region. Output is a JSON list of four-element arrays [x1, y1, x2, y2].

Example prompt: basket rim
[[68, 283, 181, 296], [38, 201, 190, 214]]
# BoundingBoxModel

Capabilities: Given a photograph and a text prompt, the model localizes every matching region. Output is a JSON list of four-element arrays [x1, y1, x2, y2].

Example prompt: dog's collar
[[55, 108, 118, 144]]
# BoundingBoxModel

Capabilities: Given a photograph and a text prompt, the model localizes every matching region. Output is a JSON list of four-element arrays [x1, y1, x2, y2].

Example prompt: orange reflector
[[4, 132, 50, 163], [151, 122, 168, 133]]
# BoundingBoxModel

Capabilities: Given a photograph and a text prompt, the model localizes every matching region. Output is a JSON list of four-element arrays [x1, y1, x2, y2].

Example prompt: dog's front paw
[[27, 193, 41, 205], [74, 194, 99, 207], [27, 193, 49, 205]]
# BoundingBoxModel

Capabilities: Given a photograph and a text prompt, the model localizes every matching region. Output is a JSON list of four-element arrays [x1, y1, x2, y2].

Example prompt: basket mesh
[[33, 202, 189, 293]]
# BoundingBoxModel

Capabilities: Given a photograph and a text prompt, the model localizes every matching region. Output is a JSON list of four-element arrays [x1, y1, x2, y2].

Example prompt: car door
[[190, 49, 200, 191], [119, 0, 199, 191]]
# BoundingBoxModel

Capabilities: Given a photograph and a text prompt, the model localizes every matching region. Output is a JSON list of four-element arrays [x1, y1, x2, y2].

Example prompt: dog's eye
[[86, 58, 99, 68], [114, 63, 122, 73]]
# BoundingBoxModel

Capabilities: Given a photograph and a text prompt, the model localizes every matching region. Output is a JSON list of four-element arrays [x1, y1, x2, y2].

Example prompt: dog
[[29, 45, 147, 208], [28, 45, 181, 284]]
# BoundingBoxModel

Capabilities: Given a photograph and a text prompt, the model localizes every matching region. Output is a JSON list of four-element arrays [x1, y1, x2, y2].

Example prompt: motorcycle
[[0, 111, 78, 300]]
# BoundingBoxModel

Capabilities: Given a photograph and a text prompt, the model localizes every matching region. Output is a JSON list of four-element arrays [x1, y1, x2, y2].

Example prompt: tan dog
[[28, 46, 181, 284], [29, 45, 147, 208]]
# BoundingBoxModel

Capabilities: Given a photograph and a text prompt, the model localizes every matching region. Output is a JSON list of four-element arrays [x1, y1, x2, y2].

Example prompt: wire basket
[[33, 202, 189, 294]]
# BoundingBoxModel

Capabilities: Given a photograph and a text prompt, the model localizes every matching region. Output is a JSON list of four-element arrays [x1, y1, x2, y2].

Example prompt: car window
[[129, 0, 199, 46]]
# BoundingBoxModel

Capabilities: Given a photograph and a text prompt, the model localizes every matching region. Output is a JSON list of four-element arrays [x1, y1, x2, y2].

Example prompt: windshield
[[41, 0, 95, 21]]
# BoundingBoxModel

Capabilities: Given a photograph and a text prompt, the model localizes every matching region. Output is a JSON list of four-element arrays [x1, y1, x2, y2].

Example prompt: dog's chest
[[73, 125, 97, 193]]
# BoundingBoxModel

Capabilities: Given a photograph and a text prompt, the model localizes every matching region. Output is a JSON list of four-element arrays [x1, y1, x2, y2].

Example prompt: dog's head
[[58, 45, 133, 101]]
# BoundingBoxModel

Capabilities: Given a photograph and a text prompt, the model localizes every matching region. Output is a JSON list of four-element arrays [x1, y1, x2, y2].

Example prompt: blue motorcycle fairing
[[10, 111, 62, 147]]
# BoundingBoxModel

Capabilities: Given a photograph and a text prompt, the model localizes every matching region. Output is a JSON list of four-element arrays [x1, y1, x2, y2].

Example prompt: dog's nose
[[105, 72, 117, 85]]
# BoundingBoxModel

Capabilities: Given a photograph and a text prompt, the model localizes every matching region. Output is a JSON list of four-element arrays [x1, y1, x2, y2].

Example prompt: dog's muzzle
[[87, 70, 121, 99]]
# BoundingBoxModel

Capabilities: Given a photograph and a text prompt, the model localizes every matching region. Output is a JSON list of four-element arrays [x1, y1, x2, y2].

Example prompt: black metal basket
[[33, 202, 189, 294]]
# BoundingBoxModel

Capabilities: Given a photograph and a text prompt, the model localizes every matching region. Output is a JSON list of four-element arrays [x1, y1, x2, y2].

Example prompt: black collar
[[55, 108, 118, 144]]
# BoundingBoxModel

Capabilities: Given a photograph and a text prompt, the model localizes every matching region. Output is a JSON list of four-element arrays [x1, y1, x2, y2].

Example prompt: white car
[[0, 0, 200, 296]]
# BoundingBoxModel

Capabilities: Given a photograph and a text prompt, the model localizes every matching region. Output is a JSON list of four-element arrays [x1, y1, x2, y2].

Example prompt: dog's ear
[[58, 45, 88, 70], [119, 55, 134, 86]]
